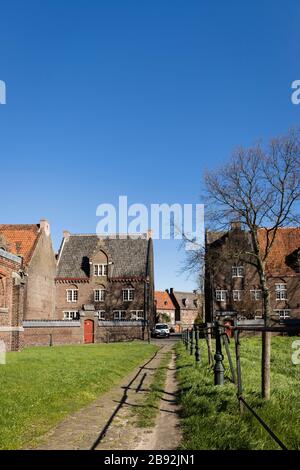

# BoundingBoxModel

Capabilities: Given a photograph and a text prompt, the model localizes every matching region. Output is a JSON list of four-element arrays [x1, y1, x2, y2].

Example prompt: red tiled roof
[[258, 227, 300, 277], [155, 291, 175, 310], [0, 224, 41, 266]]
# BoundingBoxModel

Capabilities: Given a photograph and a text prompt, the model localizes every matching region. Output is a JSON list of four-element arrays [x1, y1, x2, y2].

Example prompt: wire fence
[[180, 321, 300, 450]]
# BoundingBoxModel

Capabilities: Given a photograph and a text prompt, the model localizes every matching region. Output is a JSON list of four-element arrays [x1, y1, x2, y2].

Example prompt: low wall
[[23, 320, 82, 347]]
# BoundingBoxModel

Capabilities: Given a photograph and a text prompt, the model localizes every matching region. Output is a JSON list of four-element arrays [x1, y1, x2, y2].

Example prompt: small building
[[0, 247, 25, 351], [168, 288, 202, 330], [155, 291, 176, 327]]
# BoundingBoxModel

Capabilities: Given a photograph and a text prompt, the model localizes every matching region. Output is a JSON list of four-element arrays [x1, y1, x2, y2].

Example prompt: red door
[[84, 320, 94, 343]]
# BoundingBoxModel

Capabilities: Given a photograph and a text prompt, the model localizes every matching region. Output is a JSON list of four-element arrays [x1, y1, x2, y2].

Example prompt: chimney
[[230, 220, 242, 231], [63, 230, 70, 240], [40, 219, 50, 236], [170, 288, 174, 294], [147, 229, 153, 240]]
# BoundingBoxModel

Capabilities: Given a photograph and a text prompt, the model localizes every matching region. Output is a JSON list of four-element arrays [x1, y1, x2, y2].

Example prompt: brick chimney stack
[[63, 230, 70, 240], [40, 219, 50, 236]]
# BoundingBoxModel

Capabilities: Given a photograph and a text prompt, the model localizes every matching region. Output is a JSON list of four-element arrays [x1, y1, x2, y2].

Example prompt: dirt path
[[136, 352, 182, 450], [32, 340, 181, 451]]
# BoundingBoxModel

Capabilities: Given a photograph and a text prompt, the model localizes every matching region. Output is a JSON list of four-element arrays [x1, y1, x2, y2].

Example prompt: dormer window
[[232, 266, 244, 278], [123, 288, 134, 301], [94, 264, 108, 276]]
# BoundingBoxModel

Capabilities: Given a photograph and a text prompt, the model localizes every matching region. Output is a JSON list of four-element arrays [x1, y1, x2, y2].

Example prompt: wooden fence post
[[234, 320, 244, 414]]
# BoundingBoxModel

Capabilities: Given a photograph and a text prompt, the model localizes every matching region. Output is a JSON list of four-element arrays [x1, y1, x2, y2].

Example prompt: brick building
[[0, 246, 25, 351], [51, 231, 155, 344], [0, 221, 56, 320], [168, 288, 202, 330], [155, 291, 176, 326], [205, 224, 300, 324]]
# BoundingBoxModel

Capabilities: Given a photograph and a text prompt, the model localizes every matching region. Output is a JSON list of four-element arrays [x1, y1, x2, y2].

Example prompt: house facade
[[168, 288, 202, 330], [0, 246, 25, 351], [155, 291, 176, 326], [53, 231, 155, 343], [205, 224, 300, 324]]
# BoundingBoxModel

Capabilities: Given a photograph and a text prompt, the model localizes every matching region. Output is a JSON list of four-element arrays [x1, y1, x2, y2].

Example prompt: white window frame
[[250, 289, 262, 301], [130, 310, 144, 320], [94, 289, 106, 302], [97, 310, 106, 320], [274, 309, 290, 320], [215, 290, 227, 302], [63, 311, 78, 320], [233, 290, 242, 302], [113, 310, 127, 321], [232, 266, 244, 278], [275, 283, 287, 301], [123, 288, 134, 301], [94, 264, 108, 276], [66, 289, 78, 303]]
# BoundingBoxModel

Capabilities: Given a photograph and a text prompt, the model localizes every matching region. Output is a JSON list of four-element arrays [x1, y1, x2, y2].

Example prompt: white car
[[152, 323, 170, 338]]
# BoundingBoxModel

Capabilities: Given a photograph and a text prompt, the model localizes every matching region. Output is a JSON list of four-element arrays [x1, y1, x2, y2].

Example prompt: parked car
[[151, 323, 170, 338]]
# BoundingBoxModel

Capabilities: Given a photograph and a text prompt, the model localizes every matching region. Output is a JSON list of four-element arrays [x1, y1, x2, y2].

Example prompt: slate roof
[[171, 291, 199, 310], [56, 234, 150, 279], [0, 224, 40, 266], [155, 291, 175, 310]]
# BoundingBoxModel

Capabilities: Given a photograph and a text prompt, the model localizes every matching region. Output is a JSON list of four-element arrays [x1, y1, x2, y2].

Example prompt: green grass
[[176, 336, 300, 450], [134, 350, 172, 427], [0, 341, 158, 450]]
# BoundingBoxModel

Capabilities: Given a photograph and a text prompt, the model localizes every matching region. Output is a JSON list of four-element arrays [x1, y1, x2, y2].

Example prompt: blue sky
[[0, 0, 300, 291]]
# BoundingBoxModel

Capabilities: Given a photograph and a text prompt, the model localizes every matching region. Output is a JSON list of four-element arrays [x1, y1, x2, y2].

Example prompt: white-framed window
[[97, 310, 106, 320], [94, 289, 106, 302], [114, 310, 127, 321], [275, 283, 287, 301], [250, 289, 262, 301], [63, 311, 79, 320], [274, 309, 290, 320], [130, 310, 144, 320], [215, 290, 227, 302], [232, 266, 244, 278], [94, 264, 108, 276], [123, 288, 134, 301], [67, 289, 78, 302], [233, 290, 242, 301]]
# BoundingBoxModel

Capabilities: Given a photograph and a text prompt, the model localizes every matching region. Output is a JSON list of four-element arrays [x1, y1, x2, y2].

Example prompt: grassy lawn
[[176, 336, 300, 450], [134, 350, 172, 428], [0, 341, 158, 450]]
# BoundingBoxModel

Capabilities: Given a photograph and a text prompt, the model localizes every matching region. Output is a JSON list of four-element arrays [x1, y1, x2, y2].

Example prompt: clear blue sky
[[0, 0, 300, 291]]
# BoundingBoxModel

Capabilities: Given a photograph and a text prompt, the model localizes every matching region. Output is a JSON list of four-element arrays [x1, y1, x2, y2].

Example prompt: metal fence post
[[195, 326, 200, 363], [190, 328, 194, 355], [185, 329, 189, 351], [213, 321, 225, 385], [222, 329, 237, 384]]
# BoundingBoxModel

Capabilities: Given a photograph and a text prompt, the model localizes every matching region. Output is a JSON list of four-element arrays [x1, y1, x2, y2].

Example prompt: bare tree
[[203, 129, 300, 399]]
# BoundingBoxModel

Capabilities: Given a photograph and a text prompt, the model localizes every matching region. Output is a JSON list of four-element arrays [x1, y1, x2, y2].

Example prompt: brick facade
[[205, 225, 300, 323], [0, 249, 25, 351]]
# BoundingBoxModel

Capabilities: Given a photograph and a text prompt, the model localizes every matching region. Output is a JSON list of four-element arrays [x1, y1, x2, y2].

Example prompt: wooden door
[[84, 319, 94, 343]]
